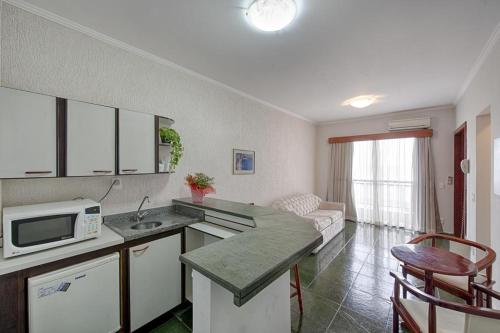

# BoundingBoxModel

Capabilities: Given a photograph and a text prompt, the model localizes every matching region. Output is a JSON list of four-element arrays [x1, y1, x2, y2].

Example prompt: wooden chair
[[291, 264, 304, 314], [390, 272, 500, 333], [402, 233, 496, 306]]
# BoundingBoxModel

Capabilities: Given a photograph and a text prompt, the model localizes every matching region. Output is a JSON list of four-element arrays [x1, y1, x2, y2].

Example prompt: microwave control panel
[[84, 206, 101, 237]]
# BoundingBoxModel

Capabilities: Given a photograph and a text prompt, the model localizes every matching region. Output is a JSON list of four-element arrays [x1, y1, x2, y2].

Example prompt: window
[[352, 138, 416, 228]]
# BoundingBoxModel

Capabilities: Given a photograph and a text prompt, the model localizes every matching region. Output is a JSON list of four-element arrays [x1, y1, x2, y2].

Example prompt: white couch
[[272, 193, 345, 254]]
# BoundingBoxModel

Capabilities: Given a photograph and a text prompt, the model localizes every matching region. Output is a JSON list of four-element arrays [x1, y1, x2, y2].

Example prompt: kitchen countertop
[[174, 197, 323, 307], [174, 197, 276, 219], [104, 206, 203, 241], [0, 225, 124, 276]]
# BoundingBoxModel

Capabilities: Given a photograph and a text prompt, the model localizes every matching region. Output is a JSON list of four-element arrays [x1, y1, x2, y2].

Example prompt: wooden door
[[454, 122, 467, 238]]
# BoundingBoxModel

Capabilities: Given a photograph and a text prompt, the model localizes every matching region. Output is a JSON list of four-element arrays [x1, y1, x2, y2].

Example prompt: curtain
[[352, 138, 415, 228], [412, 137, 442, 232], [327, 143, 357, 221]]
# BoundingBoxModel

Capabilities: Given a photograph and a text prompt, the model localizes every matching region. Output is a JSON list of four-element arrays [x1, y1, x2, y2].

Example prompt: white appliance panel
[[28, 253, 120, 333]]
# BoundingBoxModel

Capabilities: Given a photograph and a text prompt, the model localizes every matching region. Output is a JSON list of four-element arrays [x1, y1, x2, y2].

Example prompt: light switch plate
[[495, 138, 500, 196]]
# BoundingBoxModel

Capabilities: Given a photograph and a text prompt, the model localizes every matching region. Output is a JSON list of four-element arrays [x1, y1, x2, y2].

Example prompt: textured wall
[[0, 3, 316, 215], [455, 32, 500, 300], [315, 107, 456, 233]]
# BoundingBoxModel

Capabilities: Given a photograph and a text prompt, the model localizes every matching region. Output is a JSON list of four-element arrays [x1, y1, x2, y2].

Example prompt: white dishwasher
[[28, 253, 121, 333]]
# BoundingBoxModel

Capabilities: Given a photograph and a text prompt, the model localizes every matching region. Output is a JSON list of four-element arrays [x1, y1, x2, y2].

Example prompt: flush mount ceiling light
[[342, 95, 382, 109], [246, 0, 297, 32]]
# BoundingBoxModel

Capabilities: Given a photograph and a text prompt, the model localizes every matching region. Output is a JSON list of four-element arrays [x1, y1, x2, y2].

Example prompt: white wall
[[476, 113, 491, 246], [0, 3, 316, 215], [455, 27, 500, 299], [316, 106, 456, 233]]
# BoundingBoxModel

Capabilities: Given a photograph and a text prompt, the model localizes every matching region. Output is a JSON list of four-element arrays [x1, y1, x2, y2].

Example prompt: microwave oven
[[2, 199, 101, 258]]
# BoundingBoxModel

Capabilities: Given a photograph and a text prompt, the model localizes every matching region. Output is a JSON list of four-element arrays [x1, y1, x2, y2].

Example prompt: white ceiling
[[17, 0, 500, 122]]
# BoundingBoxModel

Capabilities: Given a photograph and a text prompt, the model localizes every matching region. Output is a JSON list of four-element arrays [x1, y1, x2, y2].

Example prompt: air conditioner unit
[[388, 117, 431, 131]]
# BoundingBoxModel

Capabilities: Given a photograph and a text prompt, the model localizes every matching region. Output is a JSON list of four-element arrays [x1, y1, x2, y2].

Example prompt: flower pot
[[191, 188, 205, 203]]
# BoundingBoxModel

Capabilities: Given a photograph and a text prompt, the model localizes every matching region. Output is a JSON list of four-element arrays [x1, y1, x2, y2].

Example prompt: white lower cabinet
[[129, 234, 182, 331]]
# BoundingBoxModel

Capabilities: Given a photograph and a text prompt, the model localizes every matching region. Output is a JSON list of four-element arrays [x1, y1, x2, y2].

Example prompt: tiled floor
[[151, 221, 427, 333]]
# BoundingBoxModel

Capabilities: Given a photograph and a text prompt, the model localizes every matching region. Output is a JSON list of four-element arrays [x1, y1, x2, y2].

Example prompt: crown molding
[[317, 104, 454, 126], [2, 0, 313, 123], [455, 19, 500, 103]]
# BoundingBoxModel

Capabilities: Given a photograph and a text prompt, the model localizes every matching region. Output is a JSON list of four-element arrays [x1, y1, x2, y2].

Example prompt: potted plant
[[185, 173, 215, 203], [159, 128, 184, 171]]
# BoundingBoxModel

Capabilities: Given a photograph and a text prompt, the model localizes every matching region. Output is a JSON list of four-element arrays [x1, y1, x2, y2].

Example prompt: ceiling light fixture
[[342, 95, 382, 109], [246, 0, 297, 32]]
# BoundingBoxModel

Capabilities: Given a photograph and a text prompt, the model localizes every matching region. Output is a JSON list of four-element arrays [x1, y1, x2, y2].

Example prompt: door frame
[[454, 122, 467, 238]]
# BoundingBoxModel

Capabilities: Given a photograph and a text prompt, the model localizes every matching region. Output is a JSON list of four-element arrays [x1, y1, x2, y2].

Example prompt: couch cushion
[[272, 193, 321, 216], [304, 214, 332, 232], [307, 209, 343, 222], [304, 210, 343, 232]]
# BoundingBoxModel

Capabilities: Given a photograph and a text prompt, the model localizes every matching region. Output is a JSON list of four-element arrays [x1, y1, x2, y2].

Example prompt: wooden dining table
[[391, 244, 478, 296]]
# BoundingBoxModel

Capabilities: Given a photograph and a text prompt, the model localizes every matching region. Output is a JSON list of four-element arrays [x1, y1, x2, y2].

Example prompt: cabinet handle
[[25, 171, 52, 175], [132, 246, 150, 255], [122, 169, 138, 173], [93, 170, 113, 174]]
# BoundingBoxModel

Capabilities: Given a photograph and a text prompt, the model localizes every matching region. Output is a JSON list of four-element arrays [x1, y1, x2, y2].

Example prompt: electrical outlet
[[111, 177, 122, 190]]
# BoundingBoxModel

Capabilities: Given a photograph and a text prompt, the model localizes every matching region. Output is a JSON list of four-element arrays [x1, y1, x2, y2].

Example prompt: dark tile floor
[[150, 221, 429, 333]]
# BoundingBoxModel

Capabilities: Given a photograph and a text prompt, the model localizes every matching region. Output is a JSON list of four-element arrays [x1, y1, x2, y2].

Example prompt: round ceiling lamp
[[246, 0, 297, 32], [342, 95, 382, 109]]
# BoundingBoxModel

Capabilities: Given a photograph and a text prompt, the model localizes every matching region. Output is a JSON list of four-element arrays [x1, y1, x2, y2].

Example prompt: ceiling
[[18, 0, 500, 122]]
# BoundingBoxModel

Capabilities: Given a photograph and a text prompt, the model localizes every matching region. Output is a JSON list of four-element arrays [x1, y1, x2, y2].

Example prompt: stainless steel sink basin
[[130, 221, 162, 230]]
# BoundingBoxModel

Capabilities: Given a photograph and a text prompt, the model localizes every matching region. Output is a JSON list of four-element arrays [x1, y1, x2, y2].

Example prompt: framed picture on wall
[[233, 149, 255, 175]]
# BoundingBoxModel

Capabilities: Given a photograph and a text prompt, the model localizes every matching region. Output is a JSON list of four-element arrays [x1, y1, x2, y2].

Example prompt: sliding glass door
[[352, 138, 416, 229]]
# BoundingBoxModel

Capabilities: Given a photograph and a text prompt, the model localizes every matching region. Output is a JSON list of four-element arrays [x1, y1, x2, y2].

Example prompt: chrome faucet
[[135, 196, 151, 222]]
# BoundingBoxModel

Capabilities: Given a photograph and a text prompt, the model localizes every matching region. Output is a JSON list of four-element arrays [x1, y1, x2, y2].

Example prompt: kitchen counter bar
[[174, 197, 323, 306]]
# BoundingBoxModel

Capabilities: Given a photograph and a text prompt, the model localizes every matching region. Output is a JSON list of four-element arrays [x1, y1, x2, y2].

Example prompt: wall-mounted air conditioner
[[388, 117, 431, 131]]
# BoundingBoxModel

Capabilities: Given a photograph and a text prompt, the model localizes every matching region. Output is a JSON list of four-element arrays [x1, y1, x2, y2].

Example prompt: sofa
[[271, 193, 345, 254]]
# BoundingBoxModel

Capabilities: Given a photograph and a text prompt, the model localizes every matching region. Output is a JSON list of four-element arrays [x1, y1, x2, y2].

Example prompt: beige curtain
[[327, 142, 357, 221], [412, 137, 442, 233]]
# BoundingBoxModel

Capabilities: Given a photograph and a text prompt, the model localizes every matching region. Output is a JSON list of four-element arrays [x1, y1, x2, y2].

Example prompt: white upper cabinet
[[0, 87, 57, 178], [118, 109, 155, 174], [67, 100, 116, 176]]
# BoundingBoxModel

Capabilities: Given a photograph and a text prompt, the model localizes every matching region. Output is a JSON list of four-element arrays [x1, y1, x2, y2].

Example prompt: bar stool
[[291, 264, 304, 314]]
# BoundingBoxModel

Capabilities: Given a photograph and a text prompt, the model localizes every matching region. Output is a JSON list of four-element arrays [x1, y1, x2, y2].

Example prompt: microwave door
[[10, 214, 78, 253]]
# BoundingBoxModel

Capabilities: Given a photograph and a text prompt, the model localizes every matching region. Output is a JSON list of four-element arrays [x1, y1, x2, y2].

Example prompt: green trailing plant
[[159, 127, 184, 170]]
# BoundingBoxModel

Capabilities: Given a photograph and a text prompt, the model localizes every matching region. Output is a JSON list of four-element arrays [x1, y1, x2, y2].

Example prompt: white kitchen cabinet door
[[118, 109, 155, 174], [0, 87, 56, 178], [67, 100, 116, 176], [129, 234, 182, 331]]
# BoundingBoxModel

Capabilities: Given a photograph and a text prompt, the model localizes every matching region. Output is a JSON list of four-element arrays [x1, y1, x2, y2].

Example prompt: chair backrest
[[391, 272, 500, 333], [465, 313, 500, 332], [271, 193, 321, 216], [408, 233, 496, 273]]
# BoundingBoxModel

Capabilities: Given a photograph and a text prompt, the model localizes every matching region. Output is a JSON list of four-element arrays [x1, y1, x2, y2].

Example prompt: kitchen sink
[[130, 221, 163, 230]]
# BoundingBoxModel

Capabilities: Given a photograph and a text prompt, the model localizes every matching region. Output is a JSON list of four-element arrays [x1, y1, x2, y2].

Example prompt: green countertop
[[174, 197, 323, 306]]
